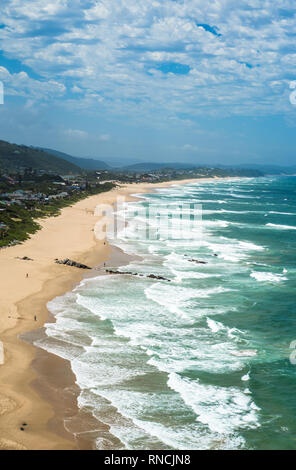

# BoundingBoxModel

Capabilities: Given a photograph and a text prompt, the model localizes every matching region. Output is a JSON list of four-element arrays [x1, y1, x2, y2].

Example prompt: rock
[[184, 254, 207, 264], [105, 269, 171, 282], [147, 274, 171, 281], [16, 256, 34, 261], [55, 259, 91, 269], [187, 259, 207, 265]]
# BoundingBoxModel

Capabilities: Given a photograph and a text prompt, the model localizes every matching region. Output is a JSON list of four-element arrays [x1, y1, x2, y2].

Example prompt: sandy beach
[[0, 178, 200, 450]]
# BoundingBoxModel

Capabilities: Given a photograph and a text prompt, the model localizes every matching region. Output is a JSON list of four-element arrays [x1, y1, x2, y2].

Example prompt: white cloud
[[3, 0, 68, 21], [0, 0, 295, 121], [84, 2, 110, 20], [0, 66, 66, 102], [64, 128, 88, 139], [71, 85, 83, 93]]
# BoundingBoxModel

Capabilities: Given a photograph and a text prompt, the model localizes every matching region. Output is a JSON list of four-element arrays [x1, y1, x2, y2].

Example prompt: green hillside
[[0, 140, 82, 174], [40, 147, 111, 170]]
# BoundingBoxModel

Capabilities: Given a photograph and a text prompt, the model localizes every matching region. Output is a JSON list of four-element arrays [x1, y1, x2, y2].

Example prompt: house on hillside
[[48, 192, 69, 200]]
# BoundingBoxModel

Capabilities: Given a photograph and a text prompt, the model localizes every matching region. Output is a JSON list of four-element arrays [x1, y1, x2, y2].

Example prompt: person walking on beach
[[26, 273, 29, 278], [34, 315, 37, 322]]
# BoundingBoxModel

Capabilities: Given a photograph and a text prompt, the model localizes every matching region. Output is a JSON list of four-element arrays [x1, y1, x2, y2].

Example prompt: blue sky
[[0, 0, 295, 166]]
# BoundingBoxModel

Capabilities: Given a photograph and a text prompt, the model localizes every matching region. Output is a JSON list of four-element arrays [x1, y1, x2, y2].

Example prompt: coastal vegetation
[[0, 181, 114, 248]]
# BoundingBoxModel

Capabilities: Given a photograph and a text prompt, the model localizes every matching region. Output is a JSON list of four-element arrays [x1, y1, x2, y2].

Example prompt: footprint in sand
[[0, 395, 16, 416], [0, 438, 27, 450]]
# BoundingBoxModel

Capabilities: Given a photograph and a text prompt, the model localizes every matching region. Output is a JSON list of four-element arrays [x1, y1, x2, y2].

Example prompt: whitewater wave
[[266, 223, 296, 230], [168, 373, 260, 435], [250, 271, 287, 283]]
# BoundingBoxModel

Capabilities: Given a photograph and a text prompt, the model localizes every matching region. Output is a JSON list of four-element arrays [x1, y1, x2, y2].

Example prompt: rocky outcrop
[[55, 258, 91, 269], [147, 274, 171, 281], [184, 256, 207, 264], [188, 259, 207, 264], [106, 269, 171, 282]]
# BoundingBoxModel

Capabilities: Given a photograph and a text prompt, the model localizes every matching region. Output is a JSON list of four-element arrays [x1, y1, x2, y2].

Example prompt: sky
[[0, 0, 296, 167]]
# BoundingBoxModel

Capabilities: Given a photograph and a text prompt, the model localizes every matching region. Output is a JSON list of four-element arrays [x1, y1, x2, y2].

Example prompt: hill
[[122, 162, 198, 172], [40, 148, 111, 170], [0, 140, 82, 174]]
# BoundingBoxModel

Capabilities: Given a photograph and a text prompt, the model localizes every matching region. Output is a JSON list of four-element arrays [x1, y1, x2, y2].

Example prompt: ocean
[[34, 176, 296, 450]]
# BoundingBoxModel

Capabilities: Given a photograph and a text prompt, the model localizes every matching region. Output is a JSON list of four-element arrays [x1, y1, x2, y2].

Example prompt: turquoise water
[[36, 176, 296, 449]]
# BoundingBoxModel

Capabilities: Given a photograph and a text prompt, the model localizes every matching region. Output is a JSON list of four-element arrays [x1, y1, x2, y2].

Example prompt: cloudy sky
[[0, 0, 296, 166]]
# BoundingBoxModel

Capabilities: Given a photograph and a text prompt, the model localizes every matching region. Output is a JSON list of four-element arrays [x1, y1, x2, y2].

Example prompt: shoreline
[[22, 244, 137, 450], [0, 178, 202, 450]]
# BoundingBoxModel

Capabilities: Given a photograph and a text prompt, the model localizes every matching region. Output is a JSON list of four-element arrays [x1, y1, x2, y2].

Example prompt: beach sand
[[0, 179, 200, 450]]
